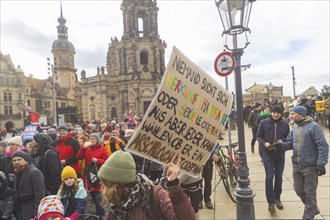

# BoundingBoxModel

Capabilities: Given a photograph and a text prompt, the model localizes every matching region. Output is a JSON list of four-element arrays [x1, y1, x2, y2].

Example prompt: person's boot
[[205, 201, 213, 209], [268, 204, 276, 213], [251, 145, 255, 153]]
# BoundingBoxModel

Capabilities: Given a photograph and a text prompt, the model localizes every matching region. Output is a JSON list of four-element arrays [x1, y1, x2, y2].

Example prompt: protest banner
[[126, 47, 233, 176]]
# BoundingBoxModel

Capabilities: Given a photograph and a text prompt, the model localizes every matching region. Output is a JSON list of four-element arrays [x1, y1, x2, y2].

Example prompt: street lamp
[[47, 57, 58, 127], [268, 83, 273, 101], [215, 0, 256, 219]]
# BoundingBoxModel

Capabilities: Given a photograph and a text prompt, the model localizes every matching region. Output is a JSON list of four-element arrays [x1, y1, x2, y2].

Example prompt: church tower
[[105, 0, 167, 118], [51, 4, 77, 93]]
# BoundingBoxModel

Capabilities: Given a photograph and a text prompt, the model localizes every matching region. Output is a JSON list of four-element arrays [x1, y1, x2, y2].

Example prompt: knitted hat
[[271, 105, 283, 114], [101, 123, 107, 129], [89, 133, 100, 141], [33, 133, 52, 146], [37, 195, 64, 220], [292, 106, 307, 116], [61, 166, 77, 181], [48, 128, 56, 134], [124, 129, 135, 138], [12, 151, 29, 161], [58, 125, 68, 131], [98, 151, 136, 183], [111, 130, 120, 137], [8, 136, 23, 147], [254, 102, 262, 108]]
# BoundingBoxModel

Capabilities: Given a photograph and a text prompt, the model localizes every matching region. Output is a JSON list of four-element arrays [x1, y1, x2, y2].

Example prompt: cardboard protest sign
[[126, 47, 233, 176]]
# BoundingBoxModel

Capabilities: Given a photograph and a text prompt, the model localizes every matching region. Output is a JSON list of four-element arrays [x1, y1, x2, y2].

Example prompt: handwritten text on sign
[[127, 47, 233, 176]]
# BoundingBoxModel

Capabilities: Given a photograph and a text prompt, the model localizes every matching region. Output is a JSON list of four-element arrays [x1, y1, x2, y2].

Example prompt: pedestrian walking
[[256, 105, 290, 213], [248, 102, 263, 153], [282, 106, 329, 220]]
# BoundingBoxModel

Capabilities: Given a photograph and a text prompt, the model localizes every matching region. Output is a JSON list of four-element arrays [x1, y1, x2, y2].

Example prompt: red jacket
[[76, 143, 109, 191], [53, 133, 81, 174]]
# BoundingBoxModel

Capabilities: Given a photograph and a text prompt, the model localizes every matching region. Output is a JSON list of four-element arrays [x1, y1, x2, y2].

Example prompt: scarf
[[109, 174, 152, 220], [14, 162, 28, 173], [63, 185, 76, 217]]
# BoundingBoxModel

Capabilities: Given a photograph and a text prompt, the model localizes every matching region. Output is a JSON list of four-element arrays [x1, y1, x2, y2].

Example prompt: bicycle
[[213, 141, 239, 203]]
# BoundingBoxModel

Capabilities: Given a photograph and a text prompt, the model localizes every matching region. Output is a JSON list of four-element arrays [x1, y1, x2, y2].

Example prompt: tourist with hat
[[282, 106, 329, 219], [256, 105, 290, 213], [12, 151, 46, 220], [57, 166, 87, 219], [98, 150, 195, 220], [53, 125, 81, 175], [76, 133, 109, 218], [32, 133, 62, 195]]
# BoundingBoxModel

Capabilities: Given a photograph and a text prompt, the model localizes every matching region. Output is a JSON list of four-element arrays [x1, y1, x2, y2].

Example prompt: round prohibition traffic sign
[[214, 51, 235, 77]]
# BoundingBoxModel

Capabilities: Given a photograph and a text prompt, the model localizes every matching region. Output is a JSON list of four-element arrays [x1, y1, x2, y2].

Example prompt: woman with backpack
[[98, 150, 195, 220]]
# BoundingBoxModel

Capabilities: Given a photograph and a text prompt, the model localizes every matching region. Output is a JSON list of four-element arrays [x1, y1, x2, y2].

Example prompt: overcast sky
[[1, 0, 329, 97]]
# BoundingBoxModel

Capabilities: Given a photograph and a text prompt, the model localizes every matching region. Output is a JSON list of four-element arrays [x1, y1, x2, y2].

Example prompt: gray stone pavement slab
[[199, 123, 330, 220]]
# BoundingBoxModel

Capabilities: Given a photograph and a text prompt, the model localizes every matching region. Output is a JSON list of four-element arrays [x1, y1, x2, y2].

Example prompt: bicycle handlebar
[[218, 142, 239, 149]]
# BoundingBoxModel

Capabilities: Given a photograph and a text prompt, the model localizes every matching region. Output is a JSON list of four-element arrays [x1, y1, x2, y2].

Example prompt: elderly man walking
[[282, 106, 329, 220]]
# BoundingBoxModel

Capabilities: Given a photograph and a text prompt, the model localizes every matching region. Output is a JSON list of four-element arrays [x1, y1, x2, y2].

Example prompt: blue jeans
[[262, 148, 285, 205], [90, 191, 105, 217]]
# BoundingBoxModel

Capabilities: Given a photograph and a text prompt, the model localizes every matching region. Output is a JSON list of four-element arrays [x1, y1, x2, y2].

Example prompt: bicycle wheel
[[220, 159, 237, 203], [228, 161, 238, 187]]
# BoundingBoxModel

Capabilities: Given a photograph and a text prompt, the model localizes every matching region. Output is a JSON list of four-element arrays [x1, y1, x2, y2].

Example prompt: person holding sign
[[98, 151, 195, 220]]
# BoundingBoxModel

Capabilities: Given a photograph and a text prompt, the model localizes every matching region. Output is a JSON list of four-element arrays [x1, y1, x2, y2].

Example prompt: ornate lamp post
[[268, 83, 273, 101], [47, 57, 58, 127], [215, 0, 256, 219]]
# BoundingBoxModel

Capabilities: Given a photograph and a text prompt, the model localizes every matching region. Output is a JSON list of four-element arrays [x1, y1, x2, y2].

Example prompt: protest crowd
[[0, 94, 329, 220]]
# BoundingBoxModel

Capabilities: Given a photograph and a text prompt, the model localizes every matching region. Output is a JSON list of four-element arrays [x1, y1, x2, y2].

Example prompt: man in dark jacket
[[32, 133, 62, 195], [53, 125, 81, 174], [256, 105, 290, 213], [248, 102, 263, 153], [0, 171, 15, 220], [12, 151, 46, 220]]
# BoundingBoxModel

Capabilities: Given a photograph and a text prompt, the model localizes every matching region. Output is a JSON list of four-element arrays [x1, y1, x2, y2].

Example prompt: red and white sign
[[214, 51, 235, 77]]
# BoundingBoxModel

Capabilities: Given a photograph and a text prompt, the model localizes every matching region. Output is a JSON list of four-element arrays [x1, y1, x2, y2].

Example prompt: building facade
[[76, 0, 166, 122], [243, 82, 286, 105]]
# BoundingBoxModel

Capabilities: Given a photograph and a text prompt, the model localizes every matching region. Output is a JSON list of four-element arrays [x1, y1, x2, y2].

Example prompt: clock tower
[[51, 4, 77, 93]]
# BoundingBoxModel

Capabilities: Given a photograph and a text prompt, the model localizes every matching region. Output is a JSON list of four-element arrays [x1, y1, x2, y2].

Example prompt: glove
[[272, 142, 283, 152], [317, 166, 326, 176]]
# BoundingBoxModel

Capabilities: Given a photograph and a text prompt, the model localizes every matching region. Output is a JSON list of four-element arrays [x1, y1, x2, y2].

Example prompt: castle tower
[[51, 3, 77, 92]]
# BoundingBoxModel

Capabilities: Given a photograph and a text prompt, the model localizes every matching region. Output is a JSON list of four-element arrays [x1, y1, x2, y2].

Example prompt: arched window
[[140, 52, 148, 65]]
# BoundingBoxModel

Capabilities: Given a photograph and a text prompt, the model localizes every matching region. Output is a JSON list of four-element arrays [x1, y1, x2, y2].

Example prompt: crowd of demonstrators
[[256, 105, 290, 213]]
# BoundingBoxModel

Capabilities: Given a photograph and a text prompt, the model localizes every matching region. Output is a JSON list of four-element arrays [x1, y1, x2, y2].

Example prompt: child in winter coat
[[57, 166, 87, 219], [0, 171, 15, 220]]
